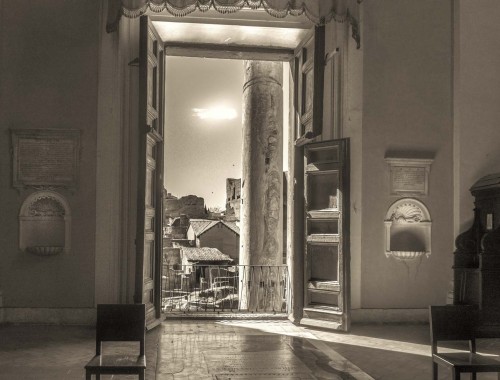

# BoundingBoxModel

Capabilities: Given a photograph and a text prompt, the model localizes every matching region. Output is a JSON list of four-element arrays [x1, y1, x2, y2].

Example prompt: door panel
[[136, 16, 164, 329], [294, 26, 325, 145], [302, 139, 350, 331]]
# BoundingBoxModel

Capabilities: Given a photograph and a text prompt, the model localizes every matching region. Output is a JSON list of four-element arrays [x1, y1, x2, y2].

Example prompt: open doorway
[[136, 15, 351, 331], [161, 56, 290, 314]]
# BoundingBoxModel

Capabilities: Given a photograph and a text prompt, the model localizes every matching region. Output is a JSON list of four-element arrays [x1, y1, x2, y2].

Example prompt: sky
[[164, 56, 288, 209]]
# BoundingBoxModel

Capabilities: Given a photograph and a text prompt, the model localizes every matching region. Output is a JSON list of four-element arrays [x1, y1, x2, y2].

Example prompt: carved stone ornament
[[28, 195, 65, 217], [388, 202, 424, 223], [19, 190, 71, 255], [384, 198, 432, 261]]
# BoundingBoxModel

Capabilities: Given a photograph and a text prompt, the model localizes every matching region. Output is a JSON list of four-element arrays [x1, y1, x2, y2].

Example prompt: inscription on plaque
[[392, 167, 426, 192], [385, 158, 433, 196], [11, 129, 80, 189]]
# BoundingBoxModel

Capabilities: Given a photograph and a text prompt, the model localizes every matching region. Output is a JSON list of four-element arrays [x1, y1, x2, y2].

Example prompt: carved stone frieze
[[389, 202, 424, 223], [28, 195, 65, 217]]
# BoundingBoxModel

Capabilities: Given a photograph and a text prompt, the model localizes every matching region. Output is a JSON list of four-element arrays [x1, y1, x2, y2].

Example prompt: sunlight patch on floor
[[310, 330, 434, 357], [215, 320, 316, 338], [307, 329, 500, 358]]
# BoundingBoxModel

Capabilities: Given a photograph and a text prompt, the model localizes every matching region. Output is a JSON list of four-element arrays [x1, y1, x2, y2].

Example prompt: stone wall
[[165, 194, 206, 219], [226, 178, 242, 219]]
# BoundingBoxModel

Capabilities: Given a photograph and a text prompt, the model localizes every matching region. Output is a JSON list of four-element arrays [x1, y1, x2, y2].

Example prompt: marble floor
[[1, 319, 500, 379], [156, 319, 371, 379]]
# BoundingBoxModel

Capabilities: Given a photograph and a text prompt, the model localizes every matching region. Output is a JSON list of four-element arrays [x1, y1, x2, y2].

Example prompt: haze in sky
[[164, 56, 288, 209]]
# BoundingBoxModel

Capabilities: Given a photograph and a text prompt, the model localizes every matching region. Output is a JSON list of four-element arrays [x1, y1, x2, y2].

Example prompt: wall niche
[[19, 191, 71, 255], [384, 198, 431, 261]]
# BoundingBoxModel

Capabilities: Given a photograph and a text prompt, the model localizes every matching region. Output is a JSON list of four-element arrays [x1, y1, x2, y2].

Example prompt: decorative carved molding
[[385, 199, 431, 223], [28, 196, 65, 217], [390, 250, 427, 261], [389, 202, 424, 224]]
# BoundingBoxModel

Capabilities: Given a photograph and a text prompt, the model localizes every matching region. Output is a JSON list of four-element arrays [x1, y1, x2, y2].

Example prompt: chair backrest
[[96, 304, 146, 355], [429, 305, 478, 354]]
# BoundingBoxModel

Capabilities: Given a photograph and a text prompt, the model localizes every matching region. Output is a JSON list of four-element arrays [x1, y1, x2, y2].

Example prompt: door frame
[[136, 15, 350, 326]]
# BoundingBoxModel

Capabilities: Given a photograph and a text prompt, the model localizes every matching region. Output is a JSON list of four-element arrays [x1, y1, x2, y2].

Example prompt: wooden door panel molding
[[136, 15, 164, 329], [303, 138, 350, 332], [294, 25, 325, 146], [147, 128, 163, 142]]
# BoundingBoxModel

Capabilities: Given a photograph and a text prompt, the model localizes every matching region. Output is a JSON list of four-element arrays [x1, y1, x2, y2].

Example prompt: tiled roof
[[189, 219, 240, 237], [189, 219, 218, 236], [221, 221, 240, 235], [181, 247, 233, 262]]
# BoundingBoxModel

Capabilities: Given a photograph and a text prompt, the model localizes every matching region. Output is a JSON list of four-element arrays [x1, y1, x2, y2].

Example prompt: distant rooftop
[[181, 247, 233, 262], [189, 219, 240, 236]]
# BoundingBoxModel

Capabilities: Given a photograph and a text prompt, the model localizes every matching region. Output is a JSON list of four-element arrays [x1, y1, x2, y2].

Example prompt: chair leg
[[96, 374, 100, 380], [432, 362, 438, 380], [139, 369, 145, 380], [471, 372, 476, 380], [85, 370, 91, 380], [452, 368, 460, 380]]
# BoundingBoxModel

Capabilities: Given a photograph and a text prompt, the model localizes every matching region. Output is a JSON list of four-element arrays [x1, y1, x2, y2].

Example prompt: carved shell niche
[[389, 202, 424, 224], [19, 190, 71, 255], [28, 195, 65, 217], [384, 198, 432, 261]]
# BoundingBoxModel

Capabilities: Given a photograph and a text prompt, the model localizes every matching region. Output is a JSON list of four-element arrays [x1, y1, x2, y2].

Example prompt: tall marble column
[[240, 60, 283, 311]]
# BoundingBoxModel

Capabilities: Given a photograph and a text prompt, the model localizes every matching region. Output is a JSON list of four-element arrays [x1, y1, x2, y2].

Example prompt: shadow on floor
[[0, 324, 161, 379], [1, 321, 499, 379], [309, 323, 500, 380]]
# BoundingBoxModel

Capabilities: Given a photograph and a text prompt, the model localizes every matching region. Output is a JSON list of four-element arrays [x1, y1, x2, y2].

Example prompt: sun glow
[[193, 106, 237, 120]]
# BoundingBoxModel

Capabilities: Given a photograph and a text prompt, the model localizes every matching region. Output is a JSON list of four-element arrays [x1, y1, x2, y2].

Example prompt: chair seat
[[85, 354, 146, 371], [434, 352, 500, 372]]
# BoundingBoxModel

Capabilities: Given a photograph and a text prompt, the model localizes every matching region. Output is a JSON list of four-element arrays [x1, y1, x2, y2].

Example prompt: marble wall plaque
[[385, 158, 433, 196], [11, 129, 80, 189]]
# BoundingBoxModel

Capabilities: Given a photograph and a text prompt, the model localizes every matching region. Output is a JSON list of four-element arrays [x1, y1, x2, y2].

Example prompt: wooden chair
[[430, 305, 500, 380], [85, 304, 146, 380]]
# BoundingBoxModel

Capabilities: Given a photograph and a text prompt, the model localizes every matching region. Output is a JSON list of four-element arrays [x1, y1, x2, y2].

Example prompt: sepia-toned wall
[[360, 0, 454, 309], [454, 0, 500, 235], [0, 1, 100, 314], [2, 0, 500, 324]]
